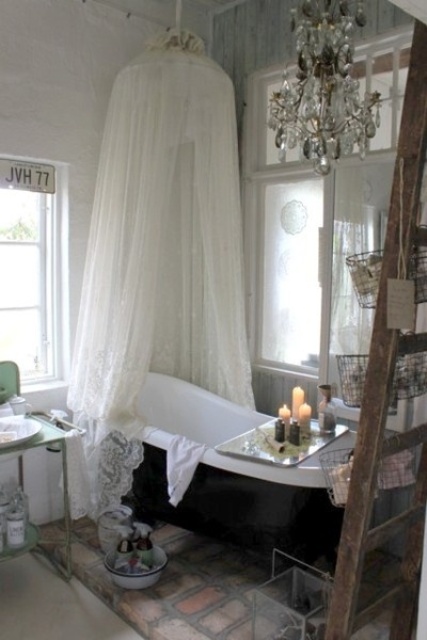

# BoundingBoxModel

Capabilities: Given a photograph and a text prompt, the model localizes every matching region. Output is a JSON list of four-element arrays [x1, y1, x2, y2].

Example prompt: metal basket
[[319, 448, 355, 508], [320, 446, 415, 508], [395, 351, 427, 400], [337, 353, 427, 406], [346, 248, 427, 308]]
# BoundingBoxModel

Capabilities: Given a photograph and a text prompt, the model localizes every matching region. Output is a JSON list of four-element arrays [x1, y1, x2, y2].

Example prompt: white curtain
[[330, 170, 376, 356], [66, 31, 254, 516]]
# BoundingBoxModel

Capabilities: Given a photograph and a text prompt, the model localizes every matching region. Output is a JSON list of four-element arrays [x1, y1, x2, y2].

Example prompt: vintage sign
[[0, 158, 56, 193]]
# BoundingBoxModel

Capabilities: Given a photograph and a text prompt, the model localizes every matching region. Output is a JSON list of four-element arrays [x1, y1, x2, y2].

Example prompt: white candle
[[278, 404, 291, 427], [299, 402, 312, 432], [292, 386, 304, 421]]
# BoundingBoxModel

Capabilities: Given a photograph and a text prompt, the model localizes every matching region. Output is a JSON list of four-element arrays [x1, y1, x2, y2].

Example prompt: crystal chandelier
[[268, 0, 381, 175]]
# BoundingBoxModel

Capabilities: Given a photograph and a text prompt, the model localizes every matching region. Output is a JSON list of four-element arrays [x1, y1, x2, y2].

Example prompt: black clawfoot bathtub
[[129, 373, 347, 559]]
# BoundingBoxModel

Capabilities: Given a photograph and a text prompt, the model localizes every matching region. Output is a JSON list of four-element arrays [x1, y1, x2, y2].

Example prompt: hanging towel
[[64, 429, 91, 519], [167, 435, 207, 507]]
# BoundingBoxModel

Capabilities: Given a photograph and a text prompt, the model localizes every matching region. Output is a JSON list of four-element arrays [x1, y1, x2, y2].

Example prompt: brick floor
[[38, 517, 393, 640]]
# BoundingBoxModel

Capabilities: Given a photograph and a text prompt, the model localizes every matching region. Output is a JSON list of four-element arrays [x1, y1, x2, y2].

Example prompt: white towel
[[167, 435, 206, 507], [64, 429, 91, 520]]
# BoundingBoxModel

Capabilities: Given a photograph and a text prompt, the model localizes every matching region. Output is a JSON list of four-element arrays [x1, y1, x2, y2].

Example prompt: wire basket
[[319, 448, 355, 507], [346, 251, 383, 308], [395, 351, 427, 399], [337, 353, 427, 406], [336, 354, 400, 408], [378, 449, 416, 490], [346, 249, 427, 308], [320, 446, 416, 508]]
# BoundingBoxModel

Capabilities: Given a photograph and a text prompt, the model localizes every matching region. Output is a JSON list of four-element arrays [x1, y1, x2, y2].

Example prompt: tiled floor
[[37, 517, 397, 640], [0, 551, 142, 640]]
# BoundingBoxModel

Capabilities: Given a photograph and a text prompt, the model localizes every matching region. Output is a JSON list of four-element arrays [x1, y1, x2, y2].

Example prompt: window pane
[[0, 190, 40, 241], [260, 178, 323, 368], [0, 309, 45, 377], [329, 162, 394, 387], [0, 244, 40, 307]]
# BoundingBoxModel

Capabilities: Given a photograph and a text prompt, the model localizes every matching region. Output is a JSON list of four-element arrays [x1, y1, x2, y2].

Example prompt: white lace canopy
[[66, 29, 254, 516]]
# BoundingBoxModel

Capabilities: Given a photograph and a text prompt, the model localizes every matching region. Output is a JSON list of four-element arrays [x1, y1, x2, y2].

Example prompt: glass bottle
[[0, 486, 10, 552], [133, 522, 154, 567], [7, 506, 26, 548], [318, 384, 337, 433], [13, 486, 29, 526]]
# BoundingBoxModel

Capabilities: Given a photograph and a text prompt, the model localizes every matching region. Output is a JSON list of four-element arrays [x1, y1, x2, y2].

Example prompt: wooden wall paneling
[[212, 11, 225, 70], [241, 0, 257, 79], [278, 0, 294, 64], [222, 9, 236, 81], [377, 0, 397, 33], [393, 4, 414, 27], [254, 0, 269, 71], [252, 368, 273, 414], [232, 5, 245, 135]]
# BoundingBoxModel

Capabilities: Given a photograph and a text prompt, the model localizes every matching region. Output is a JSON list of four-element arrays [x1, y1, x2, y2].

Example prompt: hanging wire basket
[[319, 448, 355, 507], [395, 351, 427, 399], [336, 352, 427, 406], [346, 248, 427, 308], [320, 446, 416, 508]]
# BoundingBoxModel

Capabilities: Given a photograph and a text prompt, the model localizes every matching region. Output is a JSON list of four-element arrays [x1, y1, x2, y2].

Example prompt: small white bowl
[[104, 545, 168, 589]]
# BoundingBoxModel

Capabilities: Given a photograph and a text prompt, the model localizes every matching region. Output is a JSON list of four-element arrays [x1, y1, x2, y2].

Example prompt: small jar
[[0, 487, 10, 552], [7, 508, 26, 548], [318, 384, 337, 433]]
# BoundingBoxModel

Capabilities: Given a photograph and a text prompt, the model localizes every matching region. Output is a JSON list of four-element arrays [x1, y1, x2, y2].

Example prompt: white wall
[[0, 0, 210, 523]]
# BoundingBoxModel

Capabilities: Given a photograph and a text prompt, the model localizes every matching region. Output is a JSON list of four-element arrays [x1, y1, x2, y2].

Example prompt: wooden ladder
[[324, 19, 427, 640]]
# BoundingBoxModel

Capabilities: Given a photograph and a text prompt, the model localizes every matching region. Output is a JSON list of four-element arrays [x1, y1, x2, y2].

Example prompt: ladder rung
[[365, 505, 425, 551], [381, 422, 427, 456], [353, 584, 404, 632], [398, 332, 427, 354]]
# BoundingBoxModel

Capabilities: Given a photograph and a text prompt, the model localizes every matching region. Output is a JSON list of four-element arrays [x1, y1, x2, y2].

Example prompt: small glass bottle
[[318, 384, 337, 433], [7, 506, 26, 548], [133, 522, 154, 567], [0, 486, 10, 552], [13, 486, 30, 526]]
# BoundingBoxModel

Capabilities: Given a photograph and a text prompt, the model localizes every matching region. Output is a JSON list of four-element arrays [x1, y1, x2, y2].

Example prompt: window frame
[[242, 26, 413, 384], [0, 159, 68, 386]]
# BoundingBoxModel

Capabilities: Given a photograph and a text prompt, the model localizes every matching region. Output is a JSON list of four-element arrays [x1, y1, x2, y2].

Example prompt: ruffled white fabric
[[167, 434, 206, 507], [97, 430, 144, 515]]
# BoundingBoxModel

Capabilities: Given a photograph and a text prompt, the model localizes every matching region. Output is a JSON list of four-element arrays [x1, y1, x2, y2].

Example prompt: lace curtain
[[330, 170, 376, 357], [66, 30, 254, 517]]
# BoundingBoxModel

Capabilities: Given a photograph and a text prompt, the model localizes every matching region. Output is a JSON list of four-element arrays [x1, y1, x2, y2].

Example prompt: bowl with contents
[[0, 416, 42, 449], [104, 543, 168, 589]]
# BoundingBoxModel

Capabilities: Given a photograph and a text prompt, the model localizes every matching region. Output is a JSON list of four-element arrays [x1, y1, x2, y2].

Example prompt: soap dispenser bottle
[[133, 522, 154, 567]]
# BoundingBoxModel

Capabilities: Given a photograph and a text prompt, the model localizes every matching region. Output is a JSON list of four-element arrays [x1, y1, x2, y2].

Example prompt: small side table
[[0, 413, 76, 581]]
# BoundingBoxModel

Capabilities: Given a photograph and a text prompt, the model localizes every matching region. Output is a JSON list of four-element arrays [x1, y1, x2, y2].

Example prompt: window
[[0, 165, 66, 384], [244, 28, 412, 384]]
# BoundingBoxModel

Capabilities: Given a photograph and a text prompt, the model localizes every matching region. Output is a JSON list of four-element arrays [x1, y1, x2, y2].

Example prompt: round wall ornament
[[281, 200, 308, 235]]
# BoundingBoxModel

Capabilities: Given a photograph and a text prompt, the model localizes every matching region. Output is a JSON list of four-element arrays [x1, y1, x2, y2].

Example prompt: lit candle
[[299, 403, 312, 432], [292, 386, 304, 421], [278, 404, 291, 427]]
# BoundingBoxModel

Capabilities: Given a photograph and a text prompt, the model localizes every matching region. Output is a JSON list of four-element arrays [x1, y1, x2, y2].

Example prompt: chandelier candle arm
[[268, 0, 382, 175]]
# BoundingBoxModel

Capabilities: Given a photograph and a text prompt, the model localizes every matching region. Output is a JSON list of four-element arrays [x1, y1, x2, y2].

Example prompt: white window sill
[[22, 380, 68, 395]]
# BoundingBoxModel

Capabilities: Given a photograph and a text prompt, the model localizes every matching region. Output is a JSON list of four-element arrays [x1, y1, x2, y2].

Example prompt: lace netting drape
[[66, 30, 254, 517]]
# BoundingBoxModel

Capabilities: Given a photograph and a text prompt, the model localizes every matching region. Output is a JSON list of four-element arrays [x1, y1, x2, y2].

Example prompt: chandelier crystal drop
[[268, 0, 382, 176]]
